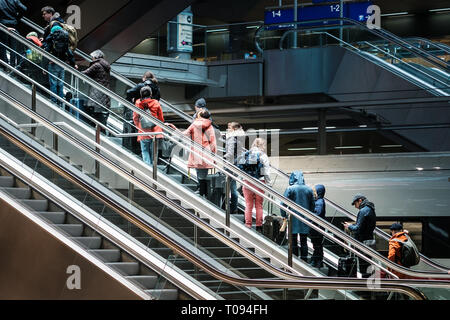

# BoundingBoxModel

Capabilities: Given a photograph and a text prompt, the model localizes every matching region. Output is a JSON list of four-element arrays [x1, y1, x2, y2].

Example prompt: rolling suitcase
[[337, 256, 358, 277], [263, 215, 284, 244]]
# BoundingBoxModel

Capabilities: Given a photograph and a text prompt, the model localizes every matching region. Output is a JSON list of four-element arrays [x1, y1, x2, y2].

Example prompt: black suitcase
[[337, 256, 358, 277], [206, 173, 226, 208], [263, 215, 284, 244], [122, 120, 141, 155]]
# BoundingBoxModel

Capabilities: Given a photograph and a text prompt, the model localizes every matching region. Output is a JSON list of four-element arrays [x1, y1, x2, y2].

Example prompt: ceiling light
[[246, 25, 260, 29], [380, 12, 409, 17], [416, 167, 424, 171], [206, 28, 228, 33], [302, 127, 318, 130], [288, 147, 317, 151], [380, 144, 403, 148], [429, 8, 450, 12], [334, 146, 363, 149]]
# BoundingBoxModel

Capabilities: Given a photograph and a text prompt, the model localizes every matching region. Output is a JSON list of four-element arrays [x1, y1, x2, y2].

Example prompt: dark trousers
[[292, 233, 308, 261], [310, 233, 324, 264], [0, 30, 21, 68]]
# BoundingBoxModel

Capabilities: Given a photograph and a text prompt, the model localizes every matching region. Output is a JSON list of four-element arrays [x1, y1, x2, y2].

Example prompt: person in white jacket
[[224, 122, 246, 214]]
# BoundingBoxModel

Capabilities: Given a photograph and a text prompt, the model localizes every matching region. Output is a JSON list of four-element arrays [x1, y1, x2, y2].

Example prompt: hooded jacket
[[183, 117, 217, 169], [280, 171, 315, 235], [133, 98, 164, 142], [314, 184, 326, 219], [348, 198, 376, 242], [82, 58, 111, 112], [0, 0, 27, 27]]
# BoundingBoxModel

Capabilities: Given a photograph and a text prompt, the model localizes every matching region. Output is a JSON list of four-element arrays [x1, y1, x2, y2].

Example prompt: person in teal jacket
[[280, 171, 315, 262]]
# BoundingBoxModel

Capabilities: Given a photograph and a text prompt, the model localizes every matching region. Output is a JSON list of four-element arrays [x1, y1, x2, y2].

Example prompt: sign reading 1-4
[[264, 1, 373, 25]]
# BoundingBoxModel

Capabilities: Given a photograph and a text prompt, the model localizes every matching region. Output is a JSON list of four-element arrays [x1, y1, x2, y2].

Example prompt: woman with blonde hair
[[241, 138, 271, 232]]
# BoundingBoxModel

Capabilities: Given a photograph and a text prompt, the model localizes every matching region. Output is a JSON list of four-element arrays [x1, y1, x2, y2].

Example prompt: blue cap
[[389, 223, 403, 231], [195, 98, 206, 108]]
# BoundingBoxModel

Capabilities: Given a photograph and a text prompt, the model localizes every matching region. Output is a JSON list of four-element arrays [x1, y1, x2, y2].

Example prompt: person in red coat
[[182, 110, 217, 197], [133, 86, 164, 165]]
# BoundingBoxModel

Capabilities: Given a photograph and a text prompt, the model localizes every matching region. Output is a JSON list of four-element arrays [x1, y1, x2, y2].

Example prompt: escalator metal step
[[0, 187, 30, 199], [71, 236, 102, 249], [106, 262, 139, 276], [89, 249, 121, 262], [145, 289, 178, 300], [126, 275, 158, 289], [0, 176, 14, 187], [55, 224, 84, 237], [36, 211, 66, 224]]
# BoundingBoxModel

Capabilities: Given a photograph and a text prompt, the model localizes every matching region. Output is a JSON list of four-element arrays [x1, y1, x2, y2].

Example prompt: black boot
[[199, 180, 208, 197]]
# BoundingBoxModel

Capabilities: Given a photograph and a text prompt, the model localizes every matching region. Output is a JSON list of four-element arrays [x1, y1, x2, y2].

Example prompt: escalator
[[255, 17, 450, 152], [1, 20, 450, 300]]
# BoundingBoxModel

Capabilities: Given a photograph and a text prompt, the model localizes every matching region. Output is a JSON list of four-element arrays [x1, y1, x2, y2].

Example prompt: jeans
[[48, 63, 65, 107], [140, 139, 154, 165]]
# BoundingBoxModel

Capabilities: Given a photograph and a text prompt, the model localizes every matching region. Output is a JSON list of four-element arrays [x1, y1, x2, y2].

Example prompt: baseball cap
[[195, 98, 206, 108], [351, 194, 366, 205], [389, 223, 403, 231]]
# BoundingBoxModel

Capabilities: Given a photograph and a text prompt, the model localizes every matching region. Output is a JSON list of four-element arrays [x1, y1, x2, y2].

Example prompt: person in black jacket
[[123, 71, 161, 155], [126, 71, 161, 105], [343, 194, 377, 277], [0, 0, 27, 68], [41, 6, 64, 43], [82, 49, 111, 129], [309, 184, 326, 268], [42, 24, 76, 107]]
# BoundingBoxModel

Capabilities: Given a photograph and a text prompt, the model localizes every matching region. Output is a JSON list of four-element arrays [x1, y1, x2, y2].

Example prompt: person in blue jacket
[[344, 194, 376, 277], [310, 184, 326, 268], [280, 171, 315, 262]]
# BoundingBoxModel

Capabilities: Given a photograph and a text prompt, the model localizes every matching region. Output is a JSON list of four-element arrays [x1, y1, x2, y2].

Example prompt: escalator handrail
[[403, 37, 450, 54], [0, 89, 435, 301], [289, 29, 449, 91], [2, 22, 450, 280], [255, 17, 450, 71]]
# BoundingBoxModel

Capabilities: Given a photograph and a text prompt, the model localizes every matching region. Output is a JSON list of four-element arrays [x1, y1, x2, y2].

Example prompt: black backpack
[[392, 234, 420, 268], [51, 29, 69, 55]]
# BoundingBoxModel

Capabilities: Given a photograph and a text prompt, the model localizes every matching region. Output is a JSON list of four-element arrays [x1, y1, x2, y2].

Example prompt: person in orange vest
[[383, 222, 413, 279]]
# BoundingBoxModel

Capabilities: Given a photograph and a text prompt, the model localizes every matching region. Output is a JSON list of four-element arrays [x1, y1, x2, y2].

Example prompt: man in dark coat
[[123, 71, 160, 155], [280, 171, 315, 262], [344, 194, 377, 277], [310, 184, 326, 268], [41, 6, 64, 44], [82, 49, 111, 129], [0, 0, 27, 67]]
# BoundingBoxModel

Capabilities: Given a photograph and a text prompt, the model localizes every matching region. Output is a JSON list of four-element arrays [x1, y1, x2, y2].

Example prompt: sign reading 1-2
[[329, 4, 340, 13]]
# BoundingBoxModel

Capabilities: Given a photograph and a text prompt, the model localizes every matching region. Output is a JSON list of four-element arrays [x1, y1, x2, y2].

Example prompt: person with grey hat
[[343, 193, 376, 277]]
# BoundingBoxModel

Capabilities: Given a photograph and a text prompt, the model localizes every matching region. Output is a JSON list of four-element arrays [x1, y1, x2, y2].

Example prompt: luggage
[[263, 214, 285, 245], [70, 97, 83, 120], [122, 120, 141, 155], [337, 256, 358, 277], [206, 173, 226, 208]]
